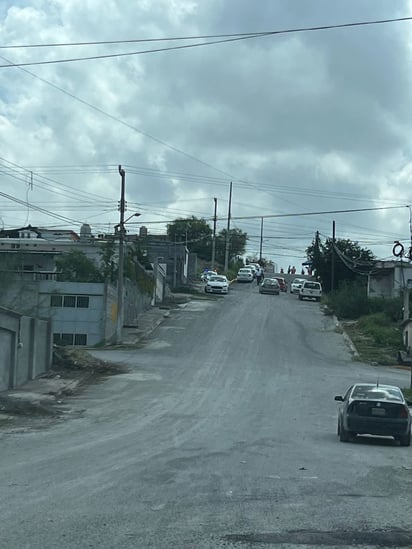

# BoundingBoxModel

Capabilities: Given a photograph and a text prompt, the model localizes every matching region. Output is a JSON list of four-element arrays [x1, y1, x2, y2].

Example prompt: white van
[[298, 281, 322, 301]]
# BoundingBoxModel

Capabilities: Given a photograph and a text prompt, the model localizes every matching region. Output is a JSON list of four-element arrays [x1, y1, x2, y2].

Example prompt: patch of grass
[[343, 317, 402, 366], [402, 387, 412, 401]]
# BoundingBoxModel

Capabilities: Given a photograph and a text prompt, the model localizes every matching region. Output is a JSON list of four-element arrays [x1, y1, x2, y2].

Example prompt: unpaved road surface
[[1, 286, 412, 548]]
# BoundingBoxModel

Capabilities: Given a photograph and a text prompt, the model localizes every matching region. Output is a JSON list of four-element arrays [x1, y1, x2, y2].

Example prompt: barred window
[[61, 333, 74, 345], [51, 295, 63, 307], [63, 295, 76, 308], [76, 296, 89, 308], [74, 334, 87, 345]]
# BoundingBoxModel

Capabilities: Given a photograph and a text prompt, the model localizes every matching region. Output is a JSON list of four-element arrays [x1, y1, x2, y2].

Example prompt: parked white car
[[205, 275, 229, 294], [299, 280, 322, 301], [201, 270, 217, 282], [236, 268, 254, 283]]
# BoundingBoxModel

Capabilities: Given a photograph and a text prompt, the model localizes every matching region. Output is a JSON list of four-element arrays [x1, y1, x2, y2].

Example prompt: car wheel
[[399, 432, 411, 446], [339, 419, 350, 442]]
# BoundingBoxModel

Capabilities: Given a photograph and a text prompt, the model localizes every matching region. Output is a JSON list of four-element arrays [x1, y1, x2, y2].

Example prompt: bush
[[325, 281, 369, 319], [357, 313, 403, 347], [326, 282, 404, 321], [368, 297, 403, 322]]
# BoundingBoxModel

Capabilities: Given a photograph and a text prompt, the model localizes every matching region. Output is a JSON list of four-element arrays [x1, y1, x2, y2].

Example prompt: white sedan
[[205, 275, 229, 294], [290, 278, 306, 294]]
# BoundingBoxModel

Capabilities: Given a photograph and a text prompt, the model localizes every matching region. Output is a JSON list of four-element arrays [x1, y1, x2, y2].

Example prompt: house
[[367, 260, 412, 298], [0, 224, 156, 345], [132, 229, 190, 287]]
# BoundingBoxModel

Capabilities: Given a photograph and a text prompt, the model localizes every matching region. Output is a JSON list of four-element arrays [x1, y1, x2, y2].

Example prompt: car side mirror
[[334, 396, 344, 402]]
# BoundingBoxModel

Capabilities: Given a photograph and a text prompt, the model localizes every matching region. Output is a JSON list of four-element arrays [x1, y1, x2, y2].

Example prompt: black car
[[335, 383, 411, 446], [259, 278, 280, 295]]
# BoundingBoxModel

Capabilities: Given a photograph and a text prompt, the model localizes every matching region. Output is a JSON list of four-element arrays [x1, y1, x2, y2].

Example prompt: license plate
[[372, 407, 386, 416]]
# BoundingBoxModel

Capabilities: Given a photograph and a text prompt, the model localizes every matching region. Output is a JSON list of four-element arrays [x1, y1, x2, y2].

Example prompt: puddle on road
[[143, 340, 171, 350], [119, 372, 162, 381]]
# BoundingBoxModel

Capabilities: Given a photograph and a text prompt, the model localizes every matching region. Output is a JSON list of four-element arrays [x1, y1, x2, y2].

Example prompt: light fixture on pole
[[115, 164, 141, 345]]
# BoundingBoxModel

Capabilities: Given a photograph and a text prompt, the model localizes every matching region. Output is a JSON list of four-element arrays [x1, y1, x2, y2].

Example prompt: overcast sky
[[1, 0, 412, 271]]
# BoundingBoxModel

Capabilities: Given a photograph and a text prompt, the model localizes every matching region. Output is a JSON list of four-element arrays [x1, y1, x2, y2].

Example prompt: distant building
[[367, 260, 412, 298]]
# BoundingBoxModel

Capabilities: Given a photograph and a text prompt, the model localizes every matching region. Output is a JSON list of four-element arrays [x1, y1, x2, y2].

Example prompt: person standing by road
[[256, 265, 263, 285]]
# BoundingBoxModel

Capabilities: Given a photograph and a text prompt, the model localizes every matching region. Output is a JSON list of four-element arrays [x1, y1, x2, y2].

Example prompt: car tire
[[399, 432, 411, 446], [339, 419, 350, 442]]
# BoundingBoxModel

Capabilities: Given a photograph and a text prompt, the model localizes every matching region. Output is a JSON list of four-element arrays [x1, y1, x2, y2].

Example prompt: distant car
[[201, 271, 217, 282], [290, 278, 305, 294], [205, 275, 229, 294], [259, 278, 280, 295], [299, 280, 322, 301], [237, 268, 254, 283], [274, 277, 287, 292], [245, 264, 257, 276], [335, 383, 411, 446]]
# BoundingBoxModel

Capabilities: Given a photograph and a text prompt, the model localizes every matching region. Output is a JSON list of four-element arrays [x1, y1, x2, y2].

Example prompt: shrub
[[357, 313, 403, 347], [325, 281, 369, 319]]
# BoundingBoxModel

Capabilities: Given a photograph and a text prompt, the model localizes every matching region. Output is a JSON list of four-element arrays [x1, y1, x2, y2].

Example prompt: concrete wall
[[0, 307, 52, 391], [0, 280, 40, 316]]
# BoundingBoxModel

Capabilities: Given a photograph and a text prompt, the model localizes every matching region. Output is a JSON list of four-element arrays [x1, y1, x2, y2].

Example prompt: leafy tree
[[306, 235, 375, 293], [214, 228, 248, 266], [246, 256, 271, 268], [56, 250, 103, 283], [98, 240, 118, 283], [167, 217, 213, 260]]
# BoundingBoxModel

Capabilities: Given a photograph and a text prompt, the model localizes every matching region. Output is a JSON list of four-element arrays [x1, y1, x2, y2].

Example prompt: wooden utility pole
[[211, 197, 217, 270], [224, 182, 232, 273], [115, 165, 126, 344], [259, 217, 264, 262], [331, 220, 336, 293]]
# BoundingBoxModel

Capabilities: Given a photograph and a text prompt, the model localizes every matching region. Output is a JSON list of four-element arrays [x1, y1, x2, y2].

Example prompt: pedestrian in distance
[[256, 265, 263, 285]]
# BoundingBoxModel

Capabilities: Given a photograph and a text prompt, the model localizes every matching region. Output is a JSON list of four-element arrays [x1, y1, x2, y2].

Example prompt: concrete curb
[[333, 315, 360, 359]]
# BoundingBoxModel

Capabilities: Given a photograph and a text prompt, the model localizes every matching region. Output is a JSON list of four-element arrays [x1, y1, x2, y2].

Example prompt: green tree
[[98, 240, 118, 283], [167, 217, 213, 260], [56, 250, 103, 283], [214, 228, 247, 266], [306, 236, 375, 293]]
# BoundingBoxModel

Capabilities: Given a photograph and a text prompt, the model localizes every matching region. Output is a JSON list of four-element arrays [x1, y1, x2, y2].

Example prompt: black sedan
[[259, 278, 280, 295], [335, 383, 411, 446]]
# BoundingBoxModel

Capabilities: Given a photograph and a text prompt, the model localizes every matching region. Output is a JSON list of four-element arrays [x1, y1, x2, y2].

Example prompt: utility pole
[[259, 217, 264, 263], [115, 165, 126, 344], [224, 182, 232, 273], [331, 220, 336, 293], [211, 197, 217, 270]]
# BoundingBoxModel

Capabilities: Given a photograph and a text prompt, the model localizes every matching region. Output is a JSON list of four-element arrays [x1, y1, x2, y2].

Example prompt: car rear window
[[303, 282, 320, 289], [351, 386, 403, 401]]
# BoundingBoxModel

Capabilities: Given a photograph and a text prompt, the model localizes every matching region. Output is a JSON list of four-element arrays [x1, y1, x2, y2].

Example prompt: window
[[63, 295, 76, 308], [76, 296, 89, 308], [50, 294, 90, 308], [61, 333, 74, 345], [51, 295, 63, 307], [53, 333, 88, 346], [74, 334, 87, 345]]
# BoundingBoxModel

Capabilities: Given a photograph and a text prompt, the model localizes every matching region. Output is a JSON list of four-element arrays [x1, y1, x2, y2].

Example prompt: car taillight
[[400, 406, 409, 418]]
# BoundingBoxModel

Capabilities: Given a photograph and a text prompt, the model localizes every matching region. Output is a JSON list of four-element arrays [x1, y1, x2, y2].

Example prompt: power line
[[0, 54, 235, 180], [0, 15, 411, 65]]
